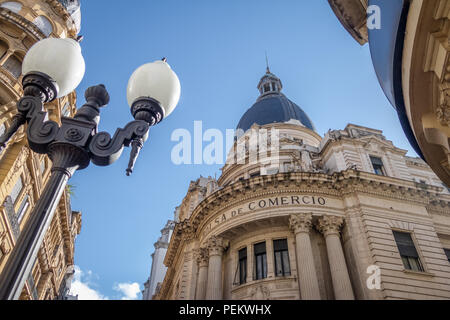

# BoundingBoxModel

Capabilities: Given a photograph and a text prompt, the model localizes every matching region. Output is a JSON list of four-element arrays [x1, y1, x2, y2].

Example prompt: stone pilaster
[[289, 213, 321, 300], [205, 236, 224, 300], [194, 247, 209, 300], [317, 215, 355, 300]]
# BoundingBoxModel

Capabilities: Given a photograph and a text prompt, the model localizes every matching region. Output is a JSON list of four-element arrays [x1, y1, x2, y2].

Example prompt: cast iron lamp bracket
[[0, 74, 165, 300], [0, 73, 162, 175]]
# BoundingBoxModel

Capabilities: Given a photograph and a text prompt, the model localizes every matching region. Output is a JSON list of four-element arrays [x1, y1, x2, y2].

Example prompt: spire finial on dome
[[257, 60, 282, 96]]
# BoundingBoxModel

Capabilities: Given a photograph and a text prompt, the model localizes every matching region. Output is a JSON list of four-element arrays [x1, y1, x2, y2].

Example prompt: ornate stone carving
[[436, 75, 450, 126], [206, 236, 224, 257], [178, 220, 195, 242], [250, 285, 270, 300], [194, 247, 209, 267], [316, 215, 344, 237], [327, 0, 368, 45], [4, 196, 19, 240], [301, 148, 314, 172], [289, 213, 313, 234]]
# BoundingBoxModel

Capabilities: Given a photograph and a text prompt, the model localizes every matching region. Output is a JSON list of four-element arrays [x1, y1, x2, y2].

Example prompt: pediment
[[359, 135, 395, 150]]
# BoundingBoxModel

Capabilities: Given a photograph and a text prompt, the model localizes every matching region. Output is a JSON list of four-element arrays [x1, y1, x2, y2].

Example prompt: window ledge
[[402, 269, 434, 277]]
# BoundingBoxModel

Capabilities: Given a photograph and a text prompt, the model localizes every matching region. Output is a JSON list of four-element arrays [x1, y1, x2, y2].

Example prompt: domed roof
[[237, 69, 315, 133]]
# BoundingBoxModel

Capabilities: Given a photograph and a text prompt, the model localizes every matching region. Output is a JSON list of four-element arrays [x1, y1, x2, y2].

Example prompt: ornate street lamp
[[0, 38, 181, 300]]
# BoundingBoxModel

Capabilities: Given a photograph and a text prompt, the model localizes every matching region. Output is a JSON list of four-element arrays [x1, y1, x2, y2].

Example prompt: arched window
[[0, 1, 22, 14], [33, 16, 53, 37]]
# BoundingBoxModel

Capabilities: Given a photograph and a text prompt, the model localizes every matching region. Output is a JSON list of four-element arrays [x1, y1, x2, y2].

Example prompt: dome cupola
[[257, 66, 283, 96], [237, 68, 315, 134]]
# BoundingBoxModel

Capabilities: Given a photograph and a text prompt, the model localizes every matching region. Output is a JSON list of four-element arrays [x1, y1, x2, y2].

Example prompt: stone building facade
[[328, 0, 450, 188], [0, 0, 82, 300], [142, 220, 175, 300], [154, 69, 450, 300]]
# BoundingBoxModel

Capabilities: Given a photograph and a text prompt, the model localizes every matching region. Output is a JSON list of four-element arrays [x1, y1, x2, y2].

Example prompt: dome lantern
[[257, 67, 283, 96], [237, 68, 315, 135]]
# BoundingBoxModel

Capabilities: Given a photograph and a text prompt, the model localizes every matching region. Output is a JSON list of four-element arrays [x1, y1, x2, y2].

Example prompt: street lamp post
[[0, 38, 181, 300]]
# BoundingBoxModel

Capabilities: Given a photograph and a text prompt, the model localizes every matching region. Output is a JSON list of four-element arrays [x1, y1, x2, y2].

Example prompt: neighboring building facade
[[154, 69, 450, 300], [142, 220, 175, 300], [143, 176, 218, 300], [328, 0, 450, 187], [0, 0, 82, 300]]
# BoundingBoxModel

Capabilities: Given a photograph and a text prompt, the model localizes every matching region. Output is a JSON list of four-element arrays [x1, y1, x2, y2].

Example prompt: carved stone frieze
[[435, 70, 450, 126]]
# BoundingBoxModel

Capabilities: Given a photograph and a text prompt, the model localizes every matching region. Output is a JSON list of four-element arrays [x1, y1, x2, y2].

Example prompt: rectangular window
[[393, 231, 424, 272], [40, 159, 46, 175], [0, 122, 5, 137], [444, 249, 450, 263], [250, 171, 260, 178], [238, 248, 247, 285], [370, 156, 386, 176], [61, 102, 71, 117], [254, 242, 267, 280], [3, 55, 22, 78], [16, 194, 29, 223], [274, 239, 291, 277], [10, 176, 23, 204]]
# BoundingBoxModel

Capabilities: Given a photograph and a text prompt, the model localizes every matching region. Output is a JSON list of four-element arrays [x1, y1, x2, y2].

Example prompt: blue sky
[[69, 0, 416, 299]]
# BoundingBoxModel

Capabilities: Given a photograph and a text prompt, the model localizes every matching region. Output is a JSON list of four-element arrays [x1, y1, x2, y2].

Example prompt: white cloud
[[113, 282, 141, 300], [69, 266, 141, 300], [69, 266, 108, 300]]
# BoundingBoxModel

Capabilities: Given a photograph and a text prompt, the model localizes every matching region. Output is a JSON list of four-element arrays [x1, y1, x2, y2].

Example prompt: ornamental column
[[289, 214, 321, 300], [194, 248, 209, 300], [317, 215, 354, 300], [205, 236, 224, 300]]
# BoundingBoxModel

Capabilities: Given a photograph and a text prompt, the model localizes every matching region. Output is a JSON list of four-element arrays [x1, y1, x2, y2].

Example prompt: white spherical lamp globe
[[127, 60, 181, 118], [22, 38, 85, 98]]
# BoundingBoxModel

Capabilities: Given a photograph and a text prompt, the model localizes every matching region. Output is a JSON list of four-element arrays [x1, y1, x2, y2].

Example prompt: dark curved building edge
[[368, 0, 424, 160]]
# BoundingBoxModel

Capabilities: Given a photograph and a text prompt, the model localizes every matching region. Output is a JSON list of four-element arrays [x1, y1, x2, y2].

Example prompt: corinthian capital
[[194, 247, 209, 267], [207, 236, 224, 257], [316, 215, 344, 237], [289, 213, 313, 234], [178, 220, 195, 241]]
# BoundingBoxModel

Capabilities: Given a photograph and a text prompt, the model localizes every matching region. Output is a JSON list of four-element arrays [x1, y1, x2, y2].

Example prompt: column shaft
[[295, 232, 321, 300], [205, 254, 222, 300], [205, 236, 224, 300], [195, 265, 208, 300], [324, 233, 354, 300], [290, 214, 321, 300]]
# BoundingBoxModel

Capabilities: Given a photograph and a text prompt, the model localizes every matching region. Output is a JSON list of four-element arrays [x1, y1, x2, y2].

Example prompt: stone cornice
[[163, 170, 450, 268], [45, 0, 70, 18], [219, 148, 313, 185], [0, 8, 45, 41], [327, 0, 368, 45], [44, 0, 79, 36], [154, 240, 169, 250], [320, 134, 406, 158]]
